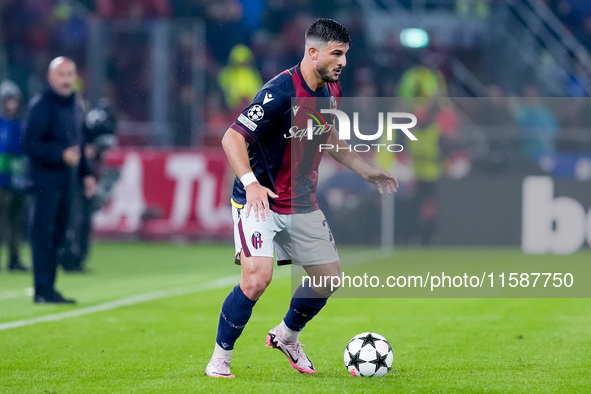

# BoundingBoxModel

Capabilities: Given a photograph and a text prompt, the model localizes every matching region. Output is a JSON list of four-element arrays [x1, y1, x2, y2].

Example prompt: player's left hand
[[362, 167, 399, 195]]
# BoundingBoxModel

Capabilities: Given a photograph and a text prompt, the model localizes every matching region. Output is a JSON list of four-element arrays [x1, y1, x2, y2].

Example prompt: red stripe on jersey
[[237, 218, 251, 257], [229, 124, 256, 144], [274, 65, 340, 213], [292, 66, 308, 97], [233, 64, 342, 215], [269, 138, 293, 214]]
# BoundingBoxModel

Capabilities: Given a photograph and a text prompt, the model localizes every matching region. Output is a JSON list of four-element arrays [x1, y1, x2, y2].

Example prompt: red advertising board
[[93, 149, 234, 239]]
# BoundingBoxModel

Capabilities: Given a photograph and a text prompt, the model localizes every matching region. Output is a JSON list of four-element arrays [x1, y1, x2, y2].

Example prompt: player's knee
[[330, 280, 341, 293], [242, 275, 272, 300], [315, 283, 338, 297], [307, 277, 339, 297]]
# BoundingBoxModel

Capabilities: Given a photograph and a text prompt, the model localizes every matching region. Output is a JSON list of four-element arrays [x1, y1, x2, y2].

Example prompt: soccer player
[[205, 18, 398, 378]]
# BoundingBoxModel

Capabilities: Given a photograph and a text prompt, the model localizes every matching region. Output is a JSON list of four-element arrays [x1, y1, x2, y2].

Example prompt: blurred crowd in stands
[[549, 0, 591, 49], [2, 0, 591, 250], [1, 0, 591, 152]]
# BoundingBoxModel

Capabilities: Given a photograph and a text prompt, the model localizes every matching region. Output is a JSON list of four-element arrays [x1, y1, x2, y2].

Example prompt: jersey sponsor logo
[[284, 123, 333, 141], [247, 104, 264, 121], [292, 105, 300, 116], [238, 113, 257, 131], [285, 106, 333, 140], [251, 231, 263, 249], [263, 92, 274, 105]]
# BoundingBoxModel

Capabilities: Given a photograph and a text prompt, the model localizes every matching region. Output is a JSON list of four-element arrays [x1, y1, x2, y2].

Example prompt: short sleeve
[[230, 86, 289, 143]]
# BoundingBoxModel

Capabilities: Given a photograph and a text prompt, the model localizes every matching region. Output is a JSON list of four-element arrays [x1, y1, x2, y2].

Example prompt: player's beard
[[317, 63, 340, 83]]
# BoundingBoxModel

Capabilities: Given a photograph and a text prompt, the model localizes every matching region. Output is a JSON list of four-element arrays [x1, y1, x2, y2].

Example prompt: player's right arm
[[221, 128, 278, 222]]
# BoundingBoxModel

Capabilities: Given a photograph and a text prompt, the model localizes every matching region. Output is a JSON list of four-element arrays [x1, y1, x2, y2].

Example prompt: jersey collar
[[295, 63, 328, 97]]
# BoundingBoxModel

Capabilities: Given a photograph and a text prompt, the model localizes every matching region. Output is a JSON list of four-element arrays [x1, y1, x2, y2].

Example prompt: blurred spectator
[[2, 0, 590, 158], [550, 0, 591, 51], [24, 57, 96, 304], [173, 85, 195, 146], [105, 31, 151, 121], [203, 90, 232, 146], [171, 31, 200, 146], [51, 1, 88, 65], [455, 0, 491, 18], [374, 31, 407, 97], [405, 103, 458, 245], [206, 1, 248, 63], [171, 0, 207, 18], [479, 85, 517, 172], [0, 80, 28, 272], [1, 0, 52, 98], [575, 15, 591, 50], [399, 63, 457, 245], [555, 97, 591, 152], [513, 85, 559, 161], [218, 44, 263, 110], [238, 0, 264, 34], [96, 0, 170, 20], [340, 11, 372, 93], [398, 53, 449, 102], [566, 63, 591, 97], [280, 12, 315, 66], [60, 97, 117, 271], [548, 0, 579, 31]]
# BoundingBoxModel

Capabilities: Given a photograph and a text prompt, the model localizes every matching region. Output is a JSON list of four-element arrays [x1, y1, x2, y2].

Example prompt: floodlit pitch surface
[[1, 243, 590, 393]]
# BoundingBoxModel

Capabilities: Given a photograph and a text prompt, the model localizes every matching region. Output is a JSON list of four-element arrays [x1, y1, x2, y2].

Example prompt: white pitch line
[[0, 287, 34, 301], [0, 275, 240, 332], [0, 249, 388, 332]]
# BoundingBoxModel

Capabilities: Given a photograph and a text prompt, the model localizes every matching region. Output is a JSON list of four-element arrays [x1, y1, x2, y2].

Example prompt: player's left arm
[[326, 129, 398, 195]]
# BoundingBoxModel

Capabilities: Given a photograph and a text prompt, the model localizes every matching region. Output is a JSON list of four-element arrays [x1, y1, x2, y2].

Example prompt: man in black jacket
[[24, 57, 96, 304]]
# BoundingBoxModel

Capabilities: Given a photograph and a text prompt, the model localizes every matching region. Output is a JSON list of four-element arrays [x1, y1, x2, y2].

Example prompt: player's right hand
[[244, 182, 278, 222]]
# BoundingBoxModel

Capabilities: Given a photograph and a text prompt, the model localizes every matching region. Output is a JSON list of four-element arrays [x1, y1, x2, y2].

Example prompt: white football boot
[[205, 358, 234, 378], [266, 326, 316, 374]]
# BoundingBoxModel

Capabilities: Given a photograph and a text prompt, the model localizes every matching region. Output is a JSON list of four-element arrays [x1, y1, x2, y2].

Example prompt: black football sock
[[283, 279, 328, 333], [215, 284, 257, 351]]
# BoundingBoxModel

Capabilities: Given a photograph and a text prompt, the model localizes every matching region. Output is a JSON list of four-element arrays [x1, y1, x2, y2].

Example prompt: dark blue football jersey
[[230, 64, 341, 214]]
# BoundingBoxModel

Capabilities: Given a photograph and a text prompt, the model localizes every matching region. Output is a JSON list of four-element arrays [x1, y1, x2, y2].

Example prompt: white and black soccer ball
[[344, 332, 393, 377], [247, 104, 264, 121]]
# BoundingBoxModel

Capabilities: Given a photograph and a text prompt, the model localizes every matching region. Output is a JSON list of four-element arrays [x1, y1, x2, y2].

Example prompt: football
[[343, 332, 393, 377]]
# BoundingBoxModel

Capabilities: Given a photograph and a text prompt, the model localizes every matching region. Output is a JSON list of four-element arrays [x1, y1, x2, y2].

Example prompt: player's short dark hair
[[305, 18, 351, 45]]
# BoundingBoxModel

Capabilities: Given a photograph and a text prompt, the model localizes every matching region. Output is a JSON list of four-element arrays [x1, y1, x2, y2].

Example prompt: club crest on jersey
[[251, 231, 263, 249], [247, 105, 264, 121]]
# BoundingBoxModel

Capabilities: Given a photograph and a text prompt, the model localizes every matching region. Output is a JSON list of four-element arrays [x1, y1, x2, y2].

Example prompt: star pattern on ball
[[347, 349, 362, 371], [361, 333, 378, 347], [371, 351, 389, 370]]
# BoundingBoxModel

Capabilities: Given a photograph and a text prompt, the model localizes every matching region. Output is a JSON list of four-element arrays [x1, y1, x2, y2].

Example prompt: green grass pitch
[[1, 243, 590, 393]]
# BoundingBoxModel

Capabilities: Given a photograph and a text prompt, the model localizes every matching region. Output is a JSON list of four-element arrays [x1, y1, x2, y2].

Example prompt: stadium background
[[2, 0, 591, 250], [2, 2, 591, 392]]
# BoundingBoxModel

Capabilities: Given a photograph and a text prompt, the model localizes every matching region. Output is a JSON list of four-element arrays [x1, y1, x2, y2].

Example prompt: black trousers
[[30, 183, 72, 296], [59, 179, 92, 270], [0, 188, 26, 264], [409, 180, 438, 245]]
